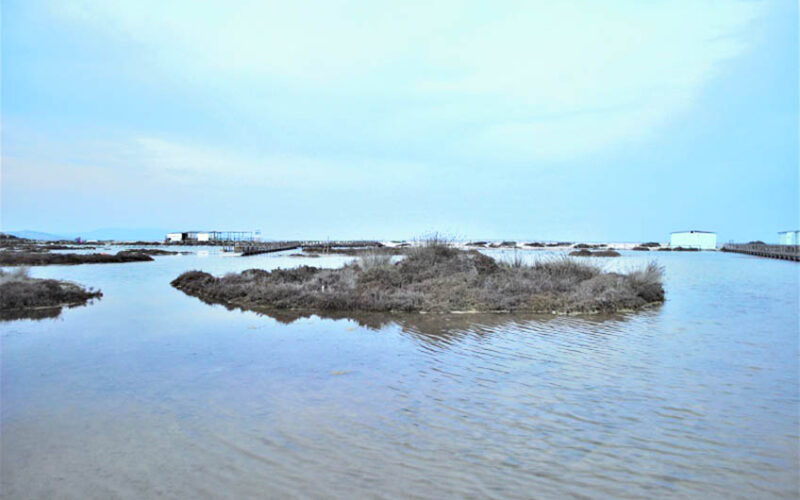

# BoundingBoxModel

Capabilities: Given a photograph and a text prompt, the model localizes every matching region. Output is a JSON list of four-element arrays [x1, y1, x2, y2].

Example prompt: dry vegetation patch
[[172, 242, 664, 315], [0, 268, 102, 320], [0, 251, 153, 266], [569, 249, 621, 257]]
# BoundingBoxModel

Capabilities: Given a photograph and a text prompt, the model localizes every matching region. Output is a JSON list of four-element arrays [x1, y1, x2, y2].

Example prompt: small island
[[0, 251, 154, 266], [0, 268, 102, 321], [568, 249, 621, 257], [172, 242, 664, 315]]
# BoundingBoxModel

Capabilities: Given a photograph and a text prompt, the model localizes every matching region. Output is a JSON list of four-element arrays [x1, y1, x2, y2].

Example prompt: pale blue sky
[[2, 0, 797, 241]]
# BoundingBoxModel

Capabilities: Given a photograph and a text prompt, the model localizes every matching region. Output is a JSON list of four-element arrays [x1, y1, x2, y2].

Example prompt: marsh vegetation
[[172, 240, 664, 315], [0, 251, 154, 266], [569, 249, 622, 257], [0, 268, 102, 321]]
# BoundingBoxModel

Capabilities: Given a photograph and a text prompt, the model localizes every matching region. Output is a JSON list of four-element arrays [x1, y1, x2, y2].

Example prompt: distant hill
[[6, 228, 169, 242], [6, 230, 66, 241], [65, 227, 170, 242]]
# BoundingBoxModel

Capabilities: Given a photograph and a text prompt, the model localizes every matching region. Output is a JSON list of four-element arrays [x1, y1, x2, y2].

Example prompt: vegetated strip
[[568, 249, 621, 257], [0, 268, 102, 321], [0, 251, 154, 266], [172, 243, 664, 315]]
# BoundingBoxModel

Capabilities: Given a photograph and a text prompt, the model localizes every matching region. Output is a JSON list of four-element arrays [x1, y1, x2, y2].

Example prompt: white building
[[164, 230, 261, 243], [778, 230, 799, 245], [670, 230, 717, 250]]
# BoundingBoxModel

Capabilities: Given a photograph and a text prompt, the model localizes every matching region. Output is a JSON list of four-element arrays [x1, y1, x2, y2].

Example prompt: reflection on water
[[0, 298, 102, 322], [1, 248, 798, 499], [0, 305, 63, 322], [257, 307, 655, 346]]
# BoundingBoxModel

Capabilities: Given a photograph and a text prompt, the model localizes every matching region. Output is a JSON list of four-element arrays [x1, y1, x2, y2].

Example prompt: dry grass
[[0, 266, 30, 284], [502, 249, 527, 268], [359, 252, 393, 271], [0, 268, 102, 320], [172, 240, 664, 315]]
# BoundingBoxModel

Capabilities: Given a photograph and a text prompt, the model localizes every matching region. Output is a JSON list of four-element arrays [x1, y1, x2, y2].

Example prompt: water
[[2, 248, 798, 499]]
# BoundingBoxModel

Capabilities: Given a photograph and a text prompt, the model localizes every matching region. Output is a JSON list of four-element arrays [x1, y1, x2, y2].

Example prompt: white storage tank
[[670, 230, 717, 250]]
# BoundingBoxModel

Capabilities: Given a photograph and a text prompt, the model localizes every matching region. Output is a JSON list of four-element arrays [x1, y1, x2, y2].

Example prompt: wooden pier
[[721, 244, 799, 262], [224, 240, 383, 257], [224, 242, 301, 256]]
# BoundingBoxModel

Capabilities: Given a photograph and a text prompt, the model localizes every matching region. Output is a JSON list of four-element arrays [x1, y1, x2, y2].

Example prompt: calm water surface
[[2, 248, 798, 499]]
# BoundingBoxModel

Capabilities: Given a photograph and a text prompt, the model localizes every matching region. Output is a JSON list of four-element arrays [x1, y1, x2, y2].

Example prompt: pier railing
[[721, 244, 799, 261]]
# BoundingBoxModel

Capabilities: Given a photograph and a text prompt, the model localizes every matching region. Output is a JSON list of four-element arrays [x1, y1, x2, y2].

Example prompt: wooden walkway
[[225, 242, 301, 256], [225, 240, 382, 257], [721, 244, 799, 261]]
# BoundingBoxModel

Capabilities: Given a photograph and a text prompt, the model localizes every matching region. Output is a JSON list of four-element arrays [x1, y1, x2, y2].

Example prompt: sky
[[1, 0, 797, 242]]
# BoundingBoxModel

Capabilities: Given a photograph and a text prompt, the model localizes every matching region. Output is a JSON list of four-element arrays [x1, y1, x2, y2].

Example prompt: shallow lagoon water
[[1, 248, 798, 499]]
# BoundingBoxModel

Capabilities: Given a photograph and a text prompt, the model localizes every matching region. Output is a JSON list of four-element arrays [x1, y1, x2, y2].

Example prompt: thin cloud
[[51, 0, 762, 160]]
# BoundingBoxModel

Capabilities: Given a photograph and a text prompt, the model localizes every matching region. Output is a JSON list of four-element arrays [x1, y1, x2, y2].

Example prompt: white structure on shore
[[670, 230, 717, 250], [165, 231, 261, 243], [778, 230, 799, 245]]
